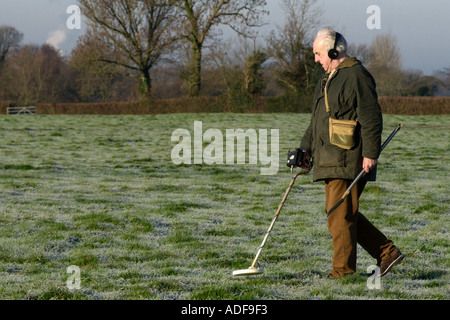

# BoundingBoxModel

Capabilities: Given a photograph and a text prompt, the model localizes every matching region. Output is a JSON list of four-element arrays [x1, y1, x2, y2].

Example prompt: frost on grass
[[0, 114, 448, 299]]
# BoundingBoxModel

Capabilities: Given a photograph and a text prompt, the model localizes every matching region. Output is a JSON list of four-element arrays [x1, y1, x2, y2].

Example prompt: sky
[[0, 0, 449, 75]]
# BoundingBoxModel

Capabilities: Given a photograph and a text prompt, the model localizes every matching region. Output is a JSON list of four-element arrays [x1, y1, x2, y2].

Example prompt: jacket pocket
[[317, 138, 346, 167]]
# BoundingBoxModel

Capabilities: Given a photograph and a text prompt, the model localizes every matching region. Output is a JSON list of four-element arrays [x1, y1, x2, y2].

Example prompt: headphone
[[328, 32, 342, 60]]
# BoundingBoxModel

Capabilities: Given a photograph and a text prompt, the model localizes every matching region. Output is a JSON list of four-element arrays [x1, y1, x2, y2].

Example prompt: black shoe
[[379, 251, 404, 277]]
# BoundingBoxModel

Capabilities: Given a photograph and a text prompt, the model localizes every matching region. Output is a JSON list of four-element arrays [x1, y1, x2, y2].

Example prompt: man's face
[[313, 37, 332, 73]]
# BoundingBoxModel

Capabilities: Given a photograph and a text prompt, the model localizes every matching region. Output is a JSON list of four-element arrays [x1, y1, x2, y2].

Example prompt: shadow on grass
[[411, 270, 447, 280]]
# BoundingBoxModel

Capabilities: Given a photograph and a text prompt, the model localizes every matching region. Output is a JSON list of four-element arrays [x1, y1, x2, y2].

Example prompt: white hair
[[316, 27, 348, 54]]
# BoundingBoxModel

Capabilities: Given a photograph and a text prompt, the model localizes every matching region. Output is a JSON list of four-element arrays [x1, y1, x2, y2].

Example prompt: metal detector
[[232, 167, 311, 276]]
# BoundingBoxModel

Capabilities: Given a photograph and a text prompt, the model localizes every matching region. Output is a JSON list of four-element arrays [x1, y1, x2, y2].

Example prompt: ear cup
[[328, 32, 341, 60], [328, 48, 339, 59]]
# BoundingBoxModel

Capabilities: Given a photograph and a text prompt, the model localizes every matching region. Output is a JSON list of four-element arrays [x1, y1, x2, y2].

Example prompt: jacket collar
[[320, 57, 362, 95], [327, 57, 361, 79], [336, 56, 361, 70]]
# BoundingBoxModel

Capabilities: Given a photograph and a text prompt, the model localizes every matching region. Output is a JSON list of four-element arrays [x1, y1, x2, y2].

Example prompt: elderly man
[[299, 27, 404, 278]]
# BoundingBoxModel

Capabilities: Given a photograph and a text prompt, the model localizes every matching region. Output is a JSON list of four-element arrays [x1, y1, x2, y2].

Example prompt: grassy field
[[0, 113, 448, 300]]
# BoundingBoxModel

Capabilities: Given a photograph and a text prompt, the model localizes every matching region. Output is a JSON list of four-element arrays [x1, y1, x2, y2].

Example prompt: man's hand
[[363, 157, 377, 173], [301, 150, 312, 170]]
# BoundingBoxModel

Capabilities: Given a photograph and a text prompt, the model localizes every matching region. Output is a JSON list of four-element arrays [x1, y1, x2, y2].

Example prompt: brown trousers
[[325, 179, 397, 277]]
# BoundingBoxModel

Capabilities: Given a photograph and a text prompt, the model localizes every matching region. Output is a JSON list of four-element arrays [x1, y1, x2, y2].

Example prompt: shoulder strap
[[324, 69, 337, 114]]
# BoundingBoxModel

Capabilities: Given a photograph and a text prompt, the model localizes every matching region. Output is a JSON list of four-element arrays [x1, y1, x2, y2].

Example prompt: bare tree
[[71, 32, 127, 102], [5, 45, 39, 104], [367, 33, 404, 96], [266, 0, 323, 95], [209, 36, 266, 102], [0, 25, 23, 70], [347, 43, 372, 66], [4, 44, 66, 104], [369, 33, 402, 70], [209, 39, 242, 100], [173, 0, 268, 97], [77, 0, 178, 100]]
